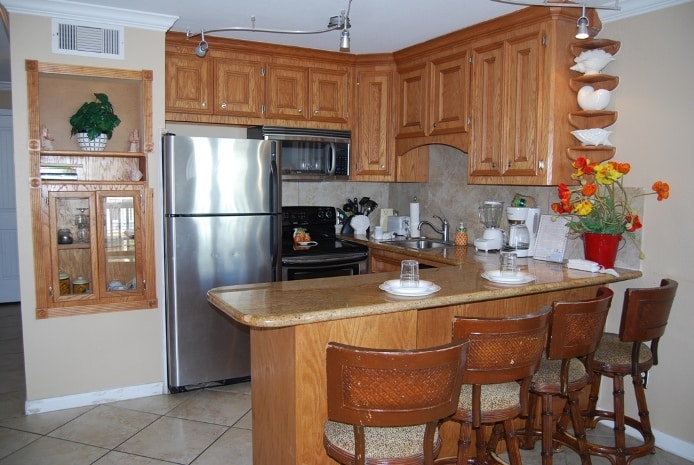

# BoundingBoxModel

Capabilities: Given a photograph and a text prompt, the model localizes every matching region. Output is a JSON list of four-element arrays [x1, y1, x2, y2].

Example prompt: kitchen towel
[[409, 201, 420, 234]]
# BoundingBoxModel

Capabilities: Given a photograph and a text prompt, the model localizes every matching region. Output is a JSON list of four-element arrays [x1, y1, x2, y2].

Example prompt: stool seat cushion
[[531, 356, 587, 387], [324, 420, 438, 459], [458, 381, 520, 412], [594, 333, 653, 371]]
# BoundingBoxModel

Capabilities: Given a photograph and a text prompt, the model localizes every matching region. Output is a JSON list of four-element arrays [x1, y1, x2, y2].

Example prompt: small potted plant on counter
[[69, 93, 121, 151]]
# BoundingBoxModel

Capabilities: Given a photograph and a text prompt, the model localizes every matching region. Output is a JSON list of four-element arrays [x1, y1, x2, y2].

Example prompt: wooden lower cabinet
[[248, 285, 601, 464]]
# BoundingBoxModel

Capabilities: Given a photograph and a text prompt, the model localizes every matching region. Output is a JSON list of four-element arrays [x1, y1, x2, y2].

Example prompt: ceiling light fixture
[[195, 30, 208, 57], [576, 4, 589, 39], [187, 0, 353, 56]]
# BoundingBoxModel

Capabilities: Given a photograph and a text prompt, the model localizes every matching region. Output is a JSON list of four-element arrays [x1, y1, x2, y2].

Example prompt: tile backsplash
[[283, 144, 641, 269]]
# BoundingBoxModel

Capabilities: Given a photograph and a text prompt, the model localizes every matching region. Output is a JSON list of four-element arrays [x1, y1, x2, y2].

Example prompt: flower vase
[[582, 233, 621, 269]]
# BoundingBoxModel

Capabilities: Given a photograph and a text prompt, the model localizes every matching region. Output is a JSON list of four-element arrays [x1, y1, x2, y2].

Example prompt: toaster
[[387, 216, 411, 236]]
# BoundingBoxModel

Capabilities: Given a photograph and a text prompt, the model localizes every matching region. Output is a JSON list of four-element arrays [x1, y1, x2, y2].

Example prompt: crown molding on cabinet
[[2, 0, 177, 31]]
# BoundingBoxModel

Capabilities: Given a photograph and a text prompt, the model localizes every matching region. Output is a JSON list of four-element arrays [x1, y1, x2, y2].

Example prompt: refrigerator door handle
[[270, 141, 281, 214]]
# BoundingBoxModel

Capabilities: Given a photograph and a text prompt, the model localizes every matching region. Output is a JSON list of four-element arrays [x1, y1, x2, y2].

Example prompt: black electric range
[[281, 206, 369, 280]]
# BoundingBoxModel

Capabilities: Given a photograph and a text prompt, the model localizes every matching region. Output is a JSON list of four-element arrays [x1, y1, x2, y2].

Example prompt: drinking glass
[[500, 252, 518, 276], [400, 260, 420, 287]]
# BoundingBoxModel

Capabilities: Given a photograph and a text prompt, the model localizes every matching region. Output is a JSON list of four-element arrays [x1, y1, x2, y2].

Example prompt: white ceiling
[[0, 0, 688, 84]]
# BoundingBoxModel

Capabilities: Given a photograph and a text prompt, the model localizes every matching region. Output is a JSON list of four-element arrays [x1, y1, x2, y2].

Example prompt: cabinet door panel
[[396, 64, 427, 137], [504, 32, 543, 176], [265, 65, 309, 120], [469, 42, 504, 177], [430, 51, 470, 136], [310, 68, 349, 123], [98, 192, 143, 298], [353, 70, 393, 179], [165, 53, 212, 114], [49, 191, 98, 304], [215, 58, 264, 118]]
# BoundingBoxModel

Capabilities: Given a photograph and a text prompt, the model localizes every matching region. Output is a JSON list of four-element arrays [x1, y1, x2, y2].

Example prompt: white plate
[[379, 280, 441, 297], [297, 241, 318, 246], [481, 270, 535, 285]]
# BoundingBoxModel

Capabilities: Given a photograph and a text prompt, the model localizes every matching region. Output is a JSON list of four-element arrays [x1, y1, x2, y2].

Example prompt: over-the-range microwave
[[247, 126, 350, 181]]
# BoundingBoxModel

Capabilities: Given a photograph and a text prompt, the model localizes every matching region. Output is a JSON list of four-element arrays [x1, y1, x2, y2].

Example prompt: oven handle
[[326, 142, 336, 175], [282, 253, 368, 266]]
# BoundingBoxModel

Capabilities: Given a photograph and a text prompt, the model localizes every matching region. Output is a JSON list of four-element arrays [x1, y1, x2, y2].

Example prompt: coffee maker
[[504, 207, 541, 257]]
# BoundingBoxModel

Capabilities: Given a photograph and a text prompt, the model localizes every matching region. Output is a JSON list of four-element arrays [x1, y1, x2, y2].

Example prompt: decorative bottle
[[455, 221, 468, 246]]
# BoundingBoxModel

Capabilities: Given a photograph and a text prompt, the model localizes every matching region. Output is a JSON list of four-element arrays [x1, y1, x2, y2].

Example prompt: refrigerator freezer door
[[165, 215, 277, 389], [163, 135, 280, 215]]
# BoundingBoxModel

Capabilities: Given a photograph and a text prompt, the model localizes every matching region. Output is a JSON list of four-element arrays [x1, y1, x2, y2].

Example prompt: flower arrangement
[[551, 157, 670, 258]]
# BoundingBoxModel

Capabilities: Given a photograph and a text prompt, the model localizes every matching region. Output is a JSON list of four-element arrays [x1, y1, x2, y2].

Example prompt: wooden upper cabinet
[[396, 49, 470, 139], [265, 64, 350, 123], [430, 51, 470, 136], [352, 67, 395, 180], [468, 41, 504, 178], [310, 68, 350, 123], [467, 12, 581, 186], [397, 63, 427, 138], [165, 52, 213, 114], [215, 57, 264, 118], [265, 64, 309, 120], [469, 32, 543, 179]]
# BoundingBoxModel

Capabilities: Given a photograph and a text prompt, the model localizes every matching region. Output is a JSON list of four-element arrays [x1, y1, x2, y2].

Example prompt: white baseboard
[[654, 429, 694, 462], [598, 420, 694, 462], [25, 382, 166, 415]]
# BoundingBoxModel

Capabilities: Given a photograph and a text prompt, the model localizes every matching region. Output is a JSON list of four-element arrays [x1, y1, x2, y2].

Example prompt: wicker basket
[[76, 133, 107, 151]]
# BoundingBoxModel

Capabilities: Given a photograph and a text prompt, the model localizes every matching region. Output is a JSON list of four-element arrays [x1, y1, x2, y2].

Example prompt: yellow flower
[[574, 200, 593, 216]]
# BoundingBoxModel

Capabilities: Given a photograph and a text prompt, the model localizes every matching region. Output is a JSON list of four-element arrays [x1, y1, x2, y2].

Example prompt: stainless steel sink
[[381, 239, 455, 250]]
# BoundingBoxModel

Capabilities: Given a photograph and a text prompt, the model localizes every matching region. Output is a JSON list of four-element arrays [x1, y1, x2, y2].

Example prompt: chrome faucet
[[418, 215, 450, 242]]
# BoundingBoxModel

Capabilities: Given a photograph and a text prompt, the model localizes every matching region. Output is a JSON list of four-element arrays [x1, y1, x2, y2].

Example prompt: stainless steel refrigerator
[[162, 134, 281, 392]]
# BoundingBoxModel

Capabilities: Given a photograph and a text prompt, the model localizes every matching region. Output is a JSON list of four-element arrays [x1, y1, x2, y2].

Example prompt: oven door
[[282, 254, 368, 281]]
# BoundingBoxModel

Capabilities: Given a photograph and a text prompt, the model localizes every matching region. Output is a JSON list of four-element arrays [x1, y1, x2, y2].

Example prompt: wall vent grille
[[51, 19, 124, 59]]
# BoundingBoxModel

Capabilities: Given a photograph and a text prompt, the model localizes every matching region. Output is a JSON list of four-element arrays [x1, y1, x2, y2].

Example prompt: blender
[[473, 201, 505, 252], [504, 207, 541, 257]]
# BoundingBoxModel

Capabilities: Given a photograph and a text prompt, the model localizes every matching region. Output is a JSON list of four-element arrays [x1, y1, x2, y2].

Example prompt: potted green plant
[[69, 93, 121, 151]]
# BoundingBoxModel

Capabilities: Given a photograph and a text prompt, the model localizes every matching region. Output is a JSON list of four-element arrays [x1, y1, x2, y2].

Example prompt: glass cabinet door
[[49, 191, 98, 303], [98, 191, 143, 296]]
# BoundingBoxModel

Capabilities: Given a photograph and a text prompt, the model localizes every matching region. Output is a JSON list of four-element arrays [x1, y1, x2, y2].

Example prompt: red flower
[[625, 214, 642, 232]]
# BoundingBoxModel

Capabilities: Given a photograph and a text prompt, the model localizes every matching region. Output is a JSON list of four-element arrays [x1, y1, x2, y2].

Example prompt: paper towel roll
[[410, 202, 420, 234]]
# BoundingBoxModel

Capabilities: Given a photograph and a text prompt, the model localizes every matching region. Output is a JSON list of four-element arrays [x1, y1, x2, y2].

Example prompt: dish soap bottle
[[455, 221, 468, 246]]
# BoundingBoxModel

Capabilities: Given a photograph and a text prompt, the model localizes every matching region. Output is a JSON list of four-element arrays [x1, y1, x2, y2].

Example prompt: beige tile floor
[[1, 302, 692, 465]]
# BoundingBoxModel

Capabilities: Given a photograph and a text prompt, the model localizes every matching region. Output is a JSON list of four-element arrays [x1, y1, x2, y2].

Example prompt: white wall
[[599, 2, 694, 456], [9, 14, 168, 407]]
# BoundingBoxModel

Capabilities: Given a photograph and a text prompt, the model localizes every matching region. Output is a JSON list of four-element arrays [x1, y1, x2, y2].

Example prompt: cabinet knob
[[220, 102, 227, 110], [297, 108, 303, 113], [313, 109, 319, 115], [201, 101, 207, 108], [432, 123, 437, 128], [538, 160, 545, 171], [491, 162, 497, 169], [508, 161, 512, 168]]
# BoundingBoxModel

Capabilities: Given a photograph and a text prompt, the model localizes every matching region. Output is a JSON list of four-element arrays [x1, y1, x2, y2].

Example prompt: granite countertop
[[208, 244, 641, 328]]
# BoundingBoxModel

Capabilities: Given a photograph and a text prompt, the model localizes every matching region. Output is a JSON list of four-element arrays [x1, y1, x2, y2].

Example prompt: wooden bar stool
[[520, 287, 614, 465], [323, 339, 469, 465], [438, 307, 551, 465], [583, 278, 678, 465]]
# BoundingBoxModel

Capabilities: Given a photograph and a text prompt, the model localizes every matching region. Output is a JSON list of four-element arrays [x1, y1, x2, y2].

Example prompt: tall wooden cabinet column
[[27, 60, 157, 319]]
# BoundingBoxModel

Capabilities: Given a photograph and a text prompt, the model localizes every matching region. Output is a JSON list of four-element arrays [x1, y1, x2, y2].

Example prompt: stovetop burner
[[282, 206, 368, 264]]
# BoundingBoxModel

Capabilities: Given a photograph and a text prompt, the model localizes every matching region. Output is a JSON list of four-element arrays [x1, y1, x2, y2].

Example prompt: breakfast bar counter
[[207, 256, 641, 465]]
